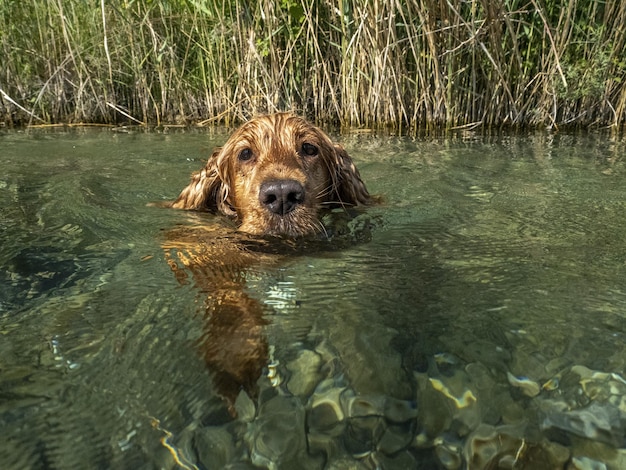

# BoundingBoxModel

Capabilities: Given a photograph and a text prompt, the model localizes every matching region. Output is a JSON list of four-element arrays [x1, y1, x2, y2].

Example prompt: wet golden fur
[[169, 112, 372, 237]]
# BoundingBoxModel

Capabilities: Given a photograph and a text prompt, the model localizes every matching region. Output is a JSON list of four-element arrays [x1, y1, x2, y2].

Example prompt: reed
[[1, 0, 625, 132]]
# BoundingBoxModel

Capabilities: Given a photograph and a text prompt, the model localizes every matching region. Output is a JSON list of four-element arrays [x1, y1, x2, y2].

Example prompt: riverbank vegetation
[[1, 0, 625, 132]]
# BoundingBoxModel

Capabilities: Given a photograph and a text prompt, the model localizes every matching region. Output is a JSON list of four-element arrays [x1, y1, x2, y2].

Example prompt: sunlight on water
[[2, 129, 626, 468]]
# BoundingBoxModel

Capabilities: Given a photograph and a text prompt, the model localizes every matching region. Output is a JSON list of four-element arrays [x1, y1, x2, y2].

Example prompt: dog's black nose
[[259, 179, 305, 215]]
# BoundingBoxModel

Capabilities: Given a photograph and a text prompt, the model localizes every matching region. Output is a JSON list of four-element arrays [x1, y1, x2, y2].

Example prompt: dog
[[168, 112, 373, 236], [161, 113, 375, 411]]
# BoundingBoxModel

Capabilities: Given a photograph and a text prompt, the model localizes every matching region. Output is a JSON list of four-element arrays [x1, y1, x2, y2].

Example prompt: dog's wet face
[[170, 113, 373, 238]]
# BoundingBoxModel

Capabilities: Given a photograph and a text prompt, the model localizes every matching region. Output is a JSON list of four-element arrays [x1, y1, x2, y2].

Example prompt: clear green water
[[2, 129, 626, 469]]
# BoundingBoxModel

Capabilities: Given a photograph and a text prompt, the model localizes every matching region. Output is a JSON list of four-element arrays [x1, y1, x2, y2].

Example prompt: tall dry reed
[[1, 0, 625, 131]]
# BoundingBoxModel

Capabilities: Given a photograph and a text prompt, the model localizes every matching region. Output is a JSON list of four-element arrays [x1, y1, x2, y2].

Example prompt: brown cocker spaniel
[[162, 113, 374, 412], [168, 112, 373, 236]]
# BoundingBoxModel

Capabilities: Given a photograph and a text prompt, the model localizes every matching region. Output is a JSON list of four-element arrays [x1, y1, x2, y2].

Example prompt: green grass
[[1, 0, 625, 132]]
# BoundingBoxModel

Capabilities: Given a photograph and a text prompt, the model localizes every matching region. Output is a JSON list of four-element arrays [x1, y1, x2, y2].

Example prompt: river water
[[2, 128, 626, 469]]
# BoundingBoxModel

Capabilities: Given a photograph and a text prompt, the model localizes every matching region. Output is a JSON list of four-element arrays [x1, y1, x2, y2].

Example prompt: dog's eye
[[301, 143, 318, 157], [238, 148, 253, 162]]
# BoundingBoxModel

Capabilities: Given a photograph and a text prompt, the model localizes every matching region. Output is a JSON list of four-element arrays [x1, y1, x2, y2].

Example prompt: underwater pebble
[[328, 320, 412, 398], [325, 456, 369, 470], [435, 440, 462, 470], [412, 430, 432, 449], [376, 423, 414, 456], [538, 399, 622, 447], [285, 349, 322, 397], [306, 430, 346, 464], [569, 456, 608, 470], [308, 378, 354, 432], [375, 449, 419, 469], [157, 427, 199, 470], [499, 399, 527, 425], [383, 397, 418, 423], [343, 416, 384, 457], [426, 368, 482, 434], [542, 376, 560, 391], [414, 372, 455, 439], [465, 362, 495, 391], [347, 395, 385, 418], [309, 401, 346, 433], [194, 426, 235, 469], [428, 377, 477, 409], [506, 372, 541, 397], [234, 389, 256, 423], [465, 424, 570, 469], [247, 395, 311, 469]]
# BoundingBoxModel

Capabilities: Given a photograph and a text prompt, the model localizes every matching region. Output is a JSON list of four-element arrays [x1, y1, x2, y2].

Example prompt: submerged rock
[[285, 349, 323, 397], [569, 456, 608, 470], [538, 399, 623, 447], [507, 372, 541, 397], [464, 424, 570, 469], [245, 395, 319, 469], [537, 366, 626, 448], [308, 378, 352, 432], [194, 426, 236, 469], [307, 375, 419, 463], [234, 390, 256, 423], [412, 356, 626, 468], [414, 368, 482, 440], [193, 349, 626, 468], [434, 436, 463, 470]]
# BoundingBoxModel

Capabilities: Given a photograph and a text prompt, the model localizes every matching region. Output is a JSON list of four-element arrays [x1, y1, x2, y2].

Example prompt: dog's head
[[171, 113, 372, 237]]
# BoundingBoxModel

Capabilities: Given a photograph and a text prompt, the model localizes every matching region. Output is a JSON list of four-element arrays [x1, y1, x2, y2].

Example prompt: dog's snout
[[259, 179, 305, 216]]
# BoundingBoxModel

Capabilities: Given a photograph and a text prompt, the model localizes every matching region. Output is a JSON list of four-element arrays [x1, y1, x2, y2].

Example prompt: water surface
[[2, 128, 626, 469]]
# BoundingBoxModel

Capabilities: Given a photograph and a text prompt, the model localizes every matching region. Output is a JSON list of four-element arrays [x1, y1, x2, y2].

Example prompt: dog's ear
[[170, 149, 235, 216], [327, 144, 372, 208]]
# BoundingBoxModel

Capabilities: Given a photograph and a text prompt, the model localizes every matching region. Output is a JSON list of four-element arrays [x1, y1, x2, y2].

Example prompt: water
[[2, 128, 626, 469]]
